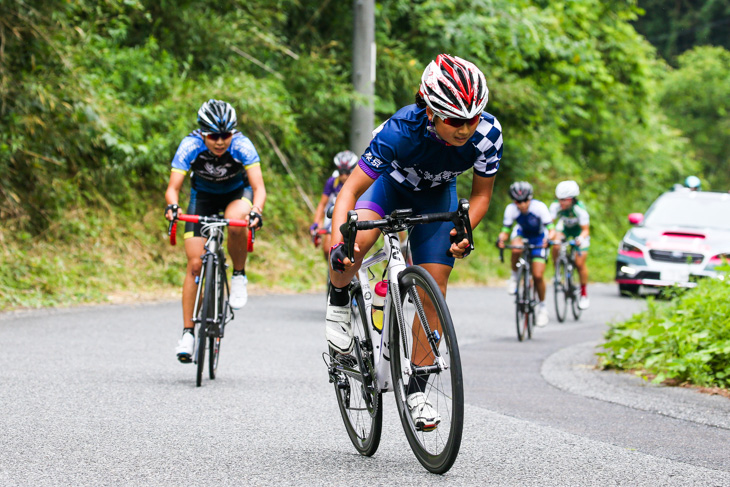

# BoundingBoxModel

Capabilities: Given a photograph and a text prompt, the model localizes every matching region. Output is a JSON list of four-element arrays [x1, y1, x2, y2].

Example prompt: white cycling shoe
[[506, 276, 517, 295], [578, 295, 590, 310], [175, 331, 195, 363], [407, 392, 441, 432], [536, 305, 549, 327], [325, 303, 353, 354], [230, 274, 248, 309]]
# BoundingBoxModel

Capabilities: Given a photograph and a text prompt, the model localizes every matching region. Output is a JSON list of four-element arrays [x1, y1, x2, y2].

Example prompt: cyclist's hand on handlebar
[[448, 228, 470, 259], [329, 241, 360, 273], [248, 210, 263, 230], [165, 204, 179, 221]]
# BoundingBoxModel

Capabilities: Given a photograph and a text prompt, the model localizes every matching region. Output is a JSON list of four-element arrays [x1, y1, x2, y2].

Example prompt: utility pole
[[351, 0, 375, 155]]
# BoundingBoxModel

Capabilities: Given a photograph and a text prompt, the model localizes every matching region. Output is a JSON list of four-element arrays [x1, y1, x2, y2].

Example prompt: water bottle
[[371, 280, 388, 334]]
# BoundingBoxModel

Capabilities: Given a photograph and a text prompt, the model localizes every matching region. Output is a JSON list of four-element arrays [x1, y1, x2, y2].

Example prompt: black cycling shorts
[[184, 186, 253, 239]]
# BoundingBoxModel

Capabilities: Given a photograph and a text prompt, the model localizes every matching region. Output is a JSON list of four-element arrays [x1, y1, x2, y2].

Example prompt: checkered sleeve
[[472, 115, 503, 178]]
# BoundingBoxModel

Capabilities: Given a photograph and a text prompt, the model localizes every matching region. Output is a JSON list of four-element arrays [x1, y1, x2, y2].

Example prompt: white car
[[615, 190, 730, 295]]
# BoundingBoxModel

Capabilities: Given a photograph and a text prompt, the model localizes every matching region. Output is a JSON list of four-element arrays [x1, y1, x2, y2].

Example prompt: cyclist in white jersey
[[549, 180, 590, 309], [497, 182, 556, 327]]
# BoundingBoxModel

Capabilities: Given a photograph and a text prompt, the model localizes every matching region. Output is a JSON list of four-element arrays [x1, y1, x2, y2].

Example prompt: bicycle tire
[[390, 266, 463, 474], [569, 265, 582, 320], [209, 262, 226, 380], [515, 266, 528, 341], [526, 274, 535, 339], [197, 258, 216, 387], [331, 288, 382, 456], [554, 260, 568, 323]]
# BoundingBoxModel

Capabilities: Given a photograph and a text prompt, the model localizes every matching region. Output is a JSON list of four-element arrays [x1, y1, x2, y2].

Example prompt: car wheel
[[618, 283, 640, 297]]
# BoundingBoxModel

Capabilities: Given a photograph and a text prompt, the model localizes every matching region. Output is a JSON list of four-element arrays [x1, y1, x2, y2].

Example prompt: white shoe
[[407, 392, 441, 431], [536, 305, 549, 327], [175, 331, 195, 363], [507, 276, 517, 295], [325, 303, 353, 354], [578, 295, 590, 310], [230, 274, 248, 309]]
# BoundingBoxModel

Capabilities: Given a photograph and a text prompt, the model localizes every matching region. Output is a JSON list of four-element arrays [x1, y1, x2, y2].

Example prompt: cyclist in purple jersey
[[325, 54, 502, 430], [310, 151, 358, 260], [164, 99, 267, 363]]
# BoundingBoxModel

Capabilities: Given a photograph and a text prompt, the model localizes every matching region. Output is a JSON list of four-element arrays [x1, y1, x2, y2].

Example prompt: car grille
[[649, 250, 704, 264]]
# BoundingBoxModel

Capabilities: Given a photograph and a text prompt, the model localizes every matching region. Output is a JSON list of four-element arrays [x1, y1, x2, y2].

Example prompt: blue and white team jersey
[[358, 104, 503, 191], [171, 129, 260, 194], [502, 200, 553, 238]]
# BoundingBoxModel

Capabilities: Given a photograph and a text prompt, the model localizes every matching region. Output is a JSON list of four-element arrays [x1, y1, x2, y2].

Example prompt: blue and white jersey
[[358, 104, 503, 191], [502, 200, 553, 238], [171, 129, 261, 194]]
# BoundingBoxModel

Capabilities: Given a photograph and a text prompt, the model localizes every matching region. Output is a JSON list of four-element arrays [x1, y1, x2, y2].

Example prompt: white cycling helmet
[[333, 150, 358, 173], [419, 54, 489, 120], [555, 180, 580, 199]]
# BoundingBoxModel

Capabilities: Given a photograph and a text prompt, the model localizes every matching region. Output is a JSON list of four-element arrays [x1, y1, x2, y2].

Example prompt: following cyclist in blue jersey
[[497, 182, 556, 327], [326, 54, 503, 431], [549, 180, 591, 310], [164, 99, 267, 363], [309, 151, 358, 260]]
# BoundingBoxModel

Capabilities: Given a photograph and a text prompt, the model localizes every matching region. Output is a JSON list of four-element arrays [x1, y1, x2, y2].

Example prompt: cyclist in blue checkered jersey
[[497, 182, 556, 327], [326, 54, 503, 429]]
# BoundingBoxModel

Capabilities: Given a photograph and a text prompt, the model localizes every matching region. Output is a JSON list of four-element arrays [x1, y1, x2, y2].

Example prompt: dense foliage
[[633, 0, 730, 62], [0, 0, 715, 308], [599, 272, 730, 388]]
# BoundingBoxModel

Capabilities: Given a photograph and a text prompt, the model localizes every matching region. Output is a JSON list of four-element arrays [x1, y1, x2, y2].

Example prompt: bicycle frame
[[191, 222, 232, 337], [355, 231, 407, 392]]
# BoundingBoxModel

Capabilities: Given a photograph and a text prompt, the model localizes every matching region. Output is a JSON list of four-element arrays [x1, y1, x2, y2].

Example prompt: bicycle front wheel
[[390, 266, 463, 474], [554, 260, 567, 323], [209, 262, 227, 380], [515, 267, 529, 341], [196, 258, 216, 387], [331, 288, 382, 456], [569, 267, 582, 320]]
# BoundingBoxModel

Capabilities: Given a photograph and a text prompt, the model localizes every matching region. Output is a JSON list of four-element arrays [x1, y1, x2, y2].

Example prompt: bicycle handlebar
[[341, 198, 474, 262], [167, 213, 254, 250]]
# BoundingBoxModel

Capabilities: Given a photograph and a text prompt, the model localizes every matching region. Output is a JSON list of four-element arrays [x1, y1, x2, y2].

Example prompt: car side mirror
[[628, 213, 644, 225]]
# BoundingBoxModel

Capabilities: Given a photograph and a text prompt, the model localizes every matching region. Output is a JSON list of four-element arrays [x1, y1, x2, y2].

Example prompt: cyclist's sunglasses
[[440, 114, 480, 127], [205, 132, 233, 141], [338, 168, 352, 176]]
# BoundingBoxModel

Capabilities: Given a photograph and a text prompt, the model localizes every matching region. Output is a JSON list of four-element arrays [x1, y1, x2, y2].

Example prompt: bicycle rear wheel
[[390, 266, 463, 474], [331, 287, 382, 456], [196, 258, 216, 387], [515, 267, 529, 341], [554, 260, 567, 323], [569, 266, 582, 320]]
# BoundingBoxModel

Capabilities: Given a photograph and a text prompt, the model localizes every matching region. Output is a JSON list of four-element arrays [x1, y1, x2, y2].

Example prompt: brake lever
[[342, 210, 358, 263], [446, 198, 473, 258]]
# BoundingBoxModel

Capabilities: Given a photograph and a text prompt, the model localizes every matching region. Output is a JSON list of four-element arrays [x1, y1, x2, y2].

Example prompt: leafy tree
[[633, 0, 730, 62], [658, 46, 730, 189]]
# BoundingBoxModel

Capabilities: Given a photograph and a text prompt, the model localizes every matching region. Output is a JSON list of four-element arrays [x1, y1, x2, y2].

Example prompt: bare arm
[[450, 174, 496, 257], [246, 165, 267, 213], [313, 194, 329, 226], [165, 171, 186, 220], [330, 166, 375, 246]]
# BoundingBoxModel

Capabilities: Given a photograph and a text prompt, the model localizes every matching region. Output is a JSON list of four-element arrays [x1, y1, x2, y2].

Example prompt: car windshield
[[643, 194, 730, 231]]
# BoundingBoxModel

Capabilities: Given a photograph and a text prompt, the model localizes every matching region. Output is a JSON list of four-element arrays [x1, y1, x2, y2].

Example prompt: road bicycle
[[169, 213, 254, 387], [553, 239, 582, 322], [499, 242, 545, 341], [324, 199, 473, 474]]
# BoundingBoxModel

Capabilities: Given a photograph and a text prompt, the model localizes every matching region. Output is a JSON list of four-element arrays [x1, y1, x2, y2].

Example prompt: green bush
[[599, 269, 730, 388]]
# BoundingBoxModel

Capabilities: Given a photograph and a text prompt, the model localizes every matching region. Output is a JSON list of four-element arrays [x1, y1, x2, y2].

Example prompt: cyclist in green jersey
[[549, 180, 590, 309]]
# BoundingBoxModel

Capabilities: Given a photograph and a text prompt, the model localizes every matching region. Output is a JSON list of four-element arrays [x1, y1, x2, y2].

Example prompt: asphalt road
[[1, 283, 729, 486]]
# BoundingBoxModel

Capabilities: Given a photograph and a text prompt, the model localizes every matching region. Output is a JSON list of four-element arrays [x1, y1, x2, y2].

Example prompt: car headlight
[[620, 241, 642, 253]]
